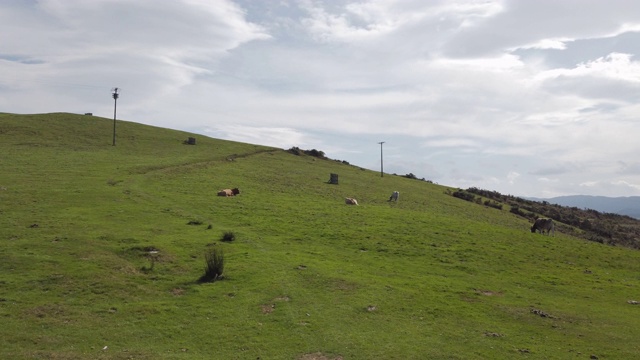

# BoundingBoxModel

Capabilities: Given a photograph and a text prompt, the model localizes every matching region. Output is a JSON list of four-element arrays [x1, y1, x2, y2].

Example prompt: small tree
[[198, 247, 224, 283]]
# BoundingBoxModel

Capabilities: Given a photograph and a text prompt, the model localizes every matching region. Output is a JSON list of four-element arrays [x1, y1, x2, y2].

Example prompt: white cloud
[[299, 0, 397, 42], [507, 171, 520, 184], [518, 38, 571, 50], [4, 0, 640, 197], [536, 53, 640, 83], [204, 125, 310, 148]]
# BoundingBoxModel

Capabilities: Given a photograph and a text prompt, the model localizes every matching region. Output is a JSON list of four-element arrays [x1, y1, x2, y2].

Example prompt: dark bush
[[198, 247, 224, 283], [287, 147, 326, 159], [221, 231, 236, 242], [510, 206, 527, 217], [287, 146, 302, 155], [452, 189, 476, 202], [484, 200, 503, 210], [305, 149, 325, 158]]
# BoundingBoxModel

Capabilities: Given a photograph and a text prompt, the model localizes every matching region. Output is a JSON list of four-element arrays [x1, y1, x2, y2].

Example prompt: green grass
[[2, 112, 640, 359]]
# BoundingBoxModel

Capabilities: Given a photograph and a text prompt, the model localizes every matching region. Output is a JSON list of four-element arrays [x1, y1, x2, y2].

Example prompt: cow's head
[[232, 188, 240, 195]]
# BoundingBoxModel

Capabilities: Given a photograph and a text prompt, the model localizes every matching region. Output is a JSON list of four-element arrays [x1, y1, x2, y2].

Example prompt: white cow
[[345, 197, 359, 205], [388, 191, 399, 202]]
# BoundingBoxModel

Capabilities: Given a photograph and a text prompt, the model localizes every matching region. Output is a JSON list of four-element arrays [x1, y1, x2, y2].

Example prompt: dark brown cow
[[217, 188, 240, 197]]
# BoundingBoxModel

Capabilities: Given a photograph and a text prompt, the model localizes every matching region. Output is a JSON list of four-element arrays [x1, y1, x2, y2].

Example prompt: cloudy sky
[[3, 0, 640, 198]]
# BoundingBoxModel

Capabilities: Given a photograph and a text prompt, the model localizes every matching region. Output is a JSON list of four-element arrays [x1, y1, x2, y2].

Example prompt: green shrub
[[510, 206, 527, 217], [198, 247, 224, 283], [287, 146, 326, 159], [287, 146, 301, 155], [305, 149, 325, 158], [452, 189, 475, 202], [484, 200, 503, 210]]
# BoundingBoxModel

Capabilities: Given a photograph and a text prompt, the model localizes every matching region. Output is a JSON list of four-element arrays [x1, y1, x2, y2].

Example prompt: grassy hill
[[1, 112, 640, 359], [456, 188, 640, 249]]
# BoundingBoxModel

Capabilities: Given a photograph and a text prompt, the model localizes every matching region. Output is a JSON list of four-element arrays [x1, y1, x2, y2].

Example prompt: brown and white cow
[[345, 197, 359, 205], [217, 188, 240, 197], [531, 218, 555, 236]]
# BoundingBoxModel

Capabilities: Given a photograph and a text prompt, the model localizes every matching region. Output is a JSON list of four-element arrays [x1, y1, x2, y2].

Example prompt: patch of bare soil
[[171, 288, 185, 296], [475, 289, 503, 296], [531, 308, 556, 318], [260, 304, 275, 314], [260, 296, 290, 314]]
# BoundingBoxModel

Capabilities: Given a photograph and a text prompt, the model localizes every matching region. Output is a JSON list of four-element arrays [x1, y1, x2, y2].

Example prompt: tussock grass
[[198, 246, 224, 283], [221, 231, 236, 242], [2, 113, 640, 359]]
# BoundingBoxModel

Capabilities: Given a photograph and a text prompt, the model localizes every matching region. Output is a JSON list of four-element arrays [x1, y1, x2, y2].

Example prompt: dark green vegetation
[[456, 187, 640, 249], [199, 246, 225, 283], [2, 113, 640, 359]]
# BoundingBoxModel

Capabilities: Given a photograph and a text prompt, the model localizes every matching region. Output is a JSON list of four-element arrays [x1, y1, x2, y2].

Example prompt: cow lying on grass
[[531, 218, 555, 236], [345, 197, 358, 205], [217, 188, 240, 197]]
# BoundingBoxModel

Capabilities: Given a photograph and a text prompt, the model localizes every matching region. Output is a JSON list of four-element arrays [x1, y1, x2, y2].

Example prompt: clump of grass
[[106, 178, 121, 186], [198, 247, 224, 283], [187, 220, 203, 226], [221, 231, 235, 242], [141, 255, 156, 273]]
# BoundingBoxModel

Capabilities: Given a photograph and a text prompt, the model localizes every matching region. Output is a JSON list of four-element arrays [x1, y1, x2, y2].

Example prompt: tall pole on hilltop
[[112, 87, 119, 146], [378, 141, 385, 177]]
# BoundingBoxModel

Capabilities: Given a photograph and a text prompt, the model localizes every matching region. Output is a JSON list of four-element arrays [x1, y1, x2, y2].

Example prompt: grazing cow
[[217, 188, 240, 197], [531, 218, 555, 236], [388, 191, 400, 202], [345, 197, 359, 205]]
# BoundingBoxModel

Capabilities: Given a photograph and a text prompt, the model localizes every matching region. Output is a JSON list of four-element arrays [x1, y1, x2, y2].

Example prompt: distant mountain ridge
[[528, 195, 640, 219]]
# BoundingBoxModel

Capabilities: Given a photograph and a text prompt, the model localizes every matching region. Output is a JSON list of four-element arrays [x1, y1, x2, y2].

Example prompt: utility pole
[[111, 87, 119, 146], [378, 141, 385, 177]]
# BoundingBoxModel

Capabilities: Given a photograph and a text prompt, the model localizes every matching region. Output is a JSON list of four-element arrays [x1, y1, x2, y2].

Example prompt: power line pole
[[378, 141, 385, 177], [111, 87, 119, 146]]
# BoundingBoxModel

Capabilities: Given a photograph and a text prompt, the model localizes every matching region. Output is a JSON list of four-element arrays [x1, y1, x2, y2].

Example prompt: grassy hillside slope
[[1, 113, 640, 359]]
